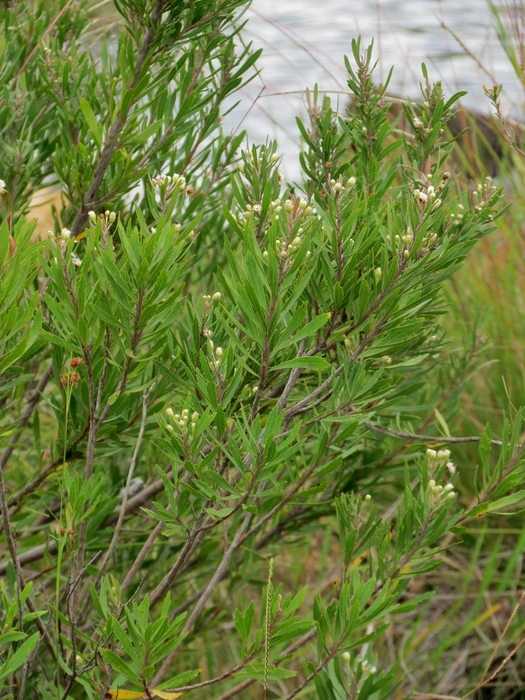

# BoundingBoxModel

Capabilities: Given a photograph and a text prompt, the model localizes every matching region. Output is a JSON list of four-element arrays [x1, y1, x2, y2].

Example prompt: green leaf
[[273, 357, 330, 372], [79, 98, 103, 149], [99, 649, 142, 685], [487, 490, 525, 513], [0, 632, 39, 681]]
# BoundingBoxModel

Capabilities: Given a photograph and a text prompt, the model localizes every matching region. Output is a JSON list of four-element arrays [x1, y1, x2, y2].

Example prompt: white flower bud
[[215, 346, 223, 357], [60, 228, 71, 240], [88, 210, 96, 223], [212, 292, 222, 301], [347, 176, 356, 187], [166, 424, 174, 434], [192, 412, 199, 421], [364, 494, 371, 502]]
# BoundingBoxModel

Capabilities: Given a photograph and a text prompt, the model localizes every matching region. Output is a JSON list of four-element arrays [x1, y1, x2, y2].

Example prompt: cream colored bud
[[166, 424, 174, 434], [428, 479, 436, 488], [212, 291, 222, 301], [165, 408, 174, 422], [364, 494, 371, 502], [61, 228, 71, 240], [215, 346, 223, 357], [88, 210, 96, 223], [109, 212, 116, 223], [342, 652, 351, 663]]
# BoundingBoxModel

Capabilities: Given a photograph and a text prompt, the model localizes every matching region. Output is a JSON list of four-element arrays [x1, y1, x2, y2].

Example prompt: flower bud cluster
[[426, 447, 457, 501], [240, 199, 282, 222], [428, 478, 456, 501], [361, 659, 377, 674], [166, 407, 200, 435], [202, 291, 222, 307], [208, 340, 223, 372], [282, 197, 316, 220], [331, 177, 346, 193], [426, 447, 452, 468], [88, 210, 117, 227], [387, 227, 414, 258], [413, 176, 446, 210], [152, 173, 187, 192], [471, 176, 498, 213]]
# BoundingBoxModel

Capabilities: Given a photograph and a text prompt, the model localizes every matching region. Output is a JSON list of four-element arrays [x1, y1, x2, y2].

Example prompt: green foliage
[[0, 7, 524, 700]]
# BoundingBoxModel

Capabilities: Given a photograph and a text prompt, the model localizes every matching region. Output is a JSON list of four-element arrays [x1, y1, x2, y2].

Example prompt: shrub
[[1, 2, 524, 698]]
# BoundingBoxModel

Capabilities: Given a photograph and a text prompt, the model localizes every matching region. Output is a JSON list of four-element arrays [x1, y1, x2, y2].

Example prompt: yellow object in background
[[27, 185, 62, 239]]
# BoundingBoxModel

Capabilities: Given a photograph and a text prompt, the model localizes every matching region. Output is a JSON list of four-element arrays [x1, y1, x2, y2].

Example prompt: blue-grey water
[[228, 0, 523, 176]]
